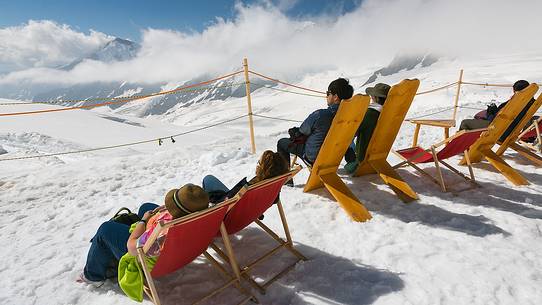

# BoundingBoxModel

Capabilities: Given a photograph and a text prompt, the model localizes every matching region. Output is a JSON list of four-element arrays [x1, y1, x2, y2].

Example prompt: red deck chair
[[137, 196, 257, 305], [211, 166, 307, 295], [393, 129, 485, 192]]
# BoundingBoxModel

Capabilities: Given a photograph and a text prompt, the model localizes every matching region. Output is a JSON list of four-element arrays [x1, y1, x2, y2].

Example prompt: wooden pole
[[452, 69, 464, 122], [243, 58, 256, 154]]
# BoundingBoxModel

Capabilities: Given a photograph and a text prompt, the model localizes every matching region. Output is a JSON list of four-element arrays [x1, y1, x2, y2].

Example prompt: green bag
[[111, 207, 140, 226]]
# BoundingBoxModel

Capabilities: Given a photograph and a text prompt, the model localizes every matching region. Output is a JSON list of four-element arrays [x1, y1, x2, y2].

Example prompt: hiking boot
[[344, 161, 358, 174]]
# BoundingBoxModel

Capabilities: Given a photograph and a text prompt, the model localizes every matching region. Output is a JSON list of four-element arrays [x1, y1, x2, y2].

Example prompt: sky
[[0, 0, 361, 41], [1, 0, 542, 87]]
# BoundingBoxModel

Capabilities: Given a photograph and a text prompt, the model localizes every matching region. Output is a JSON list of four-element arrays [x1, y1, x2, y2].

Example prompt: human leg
[[202, 175, 230, 193], [83, 221, 130, 281], [459, 119, 490, 131], [277, 137, 305, 166]]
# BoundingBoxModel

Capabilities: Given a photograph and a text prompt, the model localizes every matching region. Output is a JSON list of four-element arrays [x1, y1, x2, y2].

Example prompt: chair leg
[[464, 150, 476, 182], [431, 147, 447, 192], [137, 248, 162, 305], [318, 172, 372, 221], [369, 159, 418, 202], [509, 142, 542, 166], [275, 200, 308, 261], [483, 148, 529, 185]]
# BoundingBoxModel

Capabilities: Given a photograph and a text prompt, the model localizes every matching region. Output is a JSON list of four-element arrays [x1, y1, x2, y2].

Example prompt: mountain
[[58, 38, 140, 70], [361, 54, 439, 87]]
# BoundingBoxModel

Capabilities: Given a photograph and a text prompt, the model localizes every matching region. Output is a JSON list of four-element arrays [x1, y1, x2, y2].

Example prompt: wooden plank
[[319, 172, 372, 222], [369, 159, 418, 202], [482, 148, 529, 186], [304, 94, 369, 192]]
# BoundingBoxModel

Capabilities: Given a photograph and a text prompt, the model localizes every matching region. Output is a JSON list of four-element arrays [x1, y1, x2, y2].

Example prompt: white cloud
[[0, 0, 541, 86], [0, 20, 111, 74]]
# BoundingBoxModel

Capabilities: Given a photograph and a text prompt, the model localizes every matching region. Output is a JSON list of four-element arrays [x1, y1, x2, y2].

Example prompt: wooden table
[[408, 119, 456, 147]]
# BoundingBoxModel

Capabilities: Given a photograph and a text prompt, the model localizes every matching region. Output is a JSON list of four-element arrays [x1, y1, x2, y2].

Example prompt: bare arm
[[126, 208, 158, 256]]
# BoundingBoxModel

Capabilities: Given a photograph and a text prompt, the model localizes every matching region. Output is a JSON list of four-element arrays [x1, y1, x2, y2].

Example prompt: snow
[[1, 54, 542, 305]]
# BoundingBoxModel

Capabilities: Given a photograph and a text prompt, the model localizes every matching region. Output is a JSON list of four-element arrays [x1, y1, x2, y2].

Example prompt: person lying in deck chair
[[202, 150, 289, 203], [459, 80, 535, 142], [344, 83, 391, 174], [277, 78, 355, 184], [77, 184, 209, 288]]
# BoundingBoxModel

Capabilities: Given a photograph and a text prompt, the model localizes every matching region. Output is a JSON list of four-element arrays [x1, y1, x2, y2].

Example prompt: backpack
[[111, 207, 140, 226]]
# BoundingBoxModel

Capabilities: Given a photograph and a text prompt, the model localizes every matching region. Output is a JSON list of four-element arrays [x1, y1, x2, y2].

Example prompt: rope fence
[[1, 59, 541, 162], [0, 70, 244, 116], [0, 114, 248, 162]]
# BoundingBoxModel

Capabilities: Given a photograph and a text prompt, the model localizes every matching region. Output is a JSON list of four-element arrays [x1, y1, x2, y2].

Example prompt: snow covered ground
[[1, 54, 541, 305]]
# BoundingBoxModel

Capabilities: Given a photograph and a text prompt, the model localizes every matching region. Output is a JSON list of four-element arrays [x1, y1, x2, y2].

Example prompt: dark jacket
[[299, 103, 339, 162], [355, 108, 381, 162]]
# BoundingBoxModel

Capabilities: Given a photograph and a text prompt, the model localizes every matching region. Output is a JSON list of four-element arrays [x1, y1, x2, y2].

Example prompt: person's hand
[[142, 211, 153, 222]]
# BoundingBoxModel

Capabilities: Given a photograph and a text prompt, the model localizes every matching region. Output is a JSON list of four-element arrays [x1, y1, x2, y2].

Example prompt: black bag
[[208, 177, 248, 204], [288, 127, 308, 145], [111, 207, 140, 226]]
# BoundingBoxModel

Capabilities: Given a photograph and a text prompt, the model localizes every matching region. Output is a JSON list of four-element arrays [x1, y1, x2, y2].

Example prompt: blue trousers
[[83, 202, 159, 281], [202, 175, 230, 193]]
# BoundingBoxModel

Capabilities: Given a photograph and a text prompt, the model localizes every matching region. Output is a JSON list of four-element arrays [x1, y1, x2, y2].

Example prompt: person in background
[[344, 83, 391, 174], [202, 150, 289, 202], [459, 80, 535, 142]]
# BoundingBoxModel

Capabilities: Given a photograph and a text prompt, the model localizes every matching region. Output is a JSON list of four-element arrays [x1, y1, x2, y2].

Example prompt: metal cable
[[252, 113, 303, 123]]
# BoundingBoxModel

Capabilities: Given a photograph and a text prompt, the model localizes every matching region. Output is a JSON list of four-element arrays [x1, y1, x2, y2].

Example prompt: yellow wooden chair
[[459, 83, 539, 185], [494, 93, 542, 166], [303, 94, 372, 222], [353, 79, 420, 203]]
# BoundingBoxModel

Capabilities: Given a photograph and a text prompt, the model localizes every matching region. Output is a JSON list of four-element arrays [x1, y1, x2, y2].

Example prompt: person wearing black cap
[[277, 78, 354, 176], [344, 83, 391, 174], [459, 80, 535, 141]]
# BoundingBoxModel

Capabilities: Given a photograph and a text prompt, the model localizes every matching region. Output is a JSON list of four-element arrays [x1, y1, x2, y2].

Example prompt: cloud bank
[[1, 0, 541, 86], [0, 20, 111, 74]]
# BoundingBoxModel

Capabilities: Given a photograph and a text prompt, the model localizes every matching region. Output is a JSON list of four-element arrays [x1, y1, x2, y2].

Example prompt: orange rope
[[248, 70, 326, 94], [415, 82, 458, 95], [0, 70, 243, 117], [461, 81, 513, 88]]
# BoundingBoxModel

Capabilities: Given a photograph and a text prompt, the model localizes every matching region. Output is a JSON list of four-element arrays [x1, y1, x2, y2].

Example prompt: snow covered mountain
[[58, 37, 140, 70]]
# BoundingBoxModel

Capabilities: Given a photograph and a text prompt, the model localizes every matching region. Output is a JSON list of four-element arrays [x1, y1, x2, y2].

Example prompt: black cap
[[513, 80, 529, 92]]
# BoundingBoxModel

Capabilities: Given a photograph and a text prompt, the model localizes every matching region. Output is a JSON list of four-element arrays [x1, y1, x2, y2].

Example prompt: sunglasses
[[326, 91, 333, 96]]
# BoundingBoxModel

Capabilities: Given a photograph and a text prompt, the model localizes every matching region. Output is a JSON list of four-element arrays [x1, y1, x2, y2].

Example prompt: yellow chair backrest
[[304, 94, 370, 192], [464, 83, 539, 164], [497, 91, 542, 154], [354, 79, 420, 176]]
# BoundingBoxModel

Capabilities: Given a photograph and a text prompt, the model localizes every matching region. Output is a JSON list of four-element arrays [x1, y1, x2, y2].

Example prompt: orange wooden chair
[[495, 94, 542, 166], [353, 79, 420, 203], [460, 84, 539, 185]]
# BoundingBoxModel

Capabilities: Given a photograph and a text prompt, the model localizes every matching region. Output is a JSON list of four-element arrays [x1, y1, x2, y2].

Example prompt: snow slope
[[1, 54, 541, 305]]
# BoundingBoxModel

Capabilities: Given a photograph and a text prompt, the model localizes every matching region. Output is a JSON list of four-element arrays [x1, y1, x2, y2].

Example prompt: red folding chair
[[211, 166, 307, 295], [137, 196, 257, 305], [393, 129, 485, 192]]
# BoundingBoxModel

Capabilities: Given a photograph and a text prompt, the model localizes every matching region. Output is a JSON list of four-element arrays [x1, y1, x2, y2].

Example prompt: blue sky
[[0, 0, 360, 41]]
